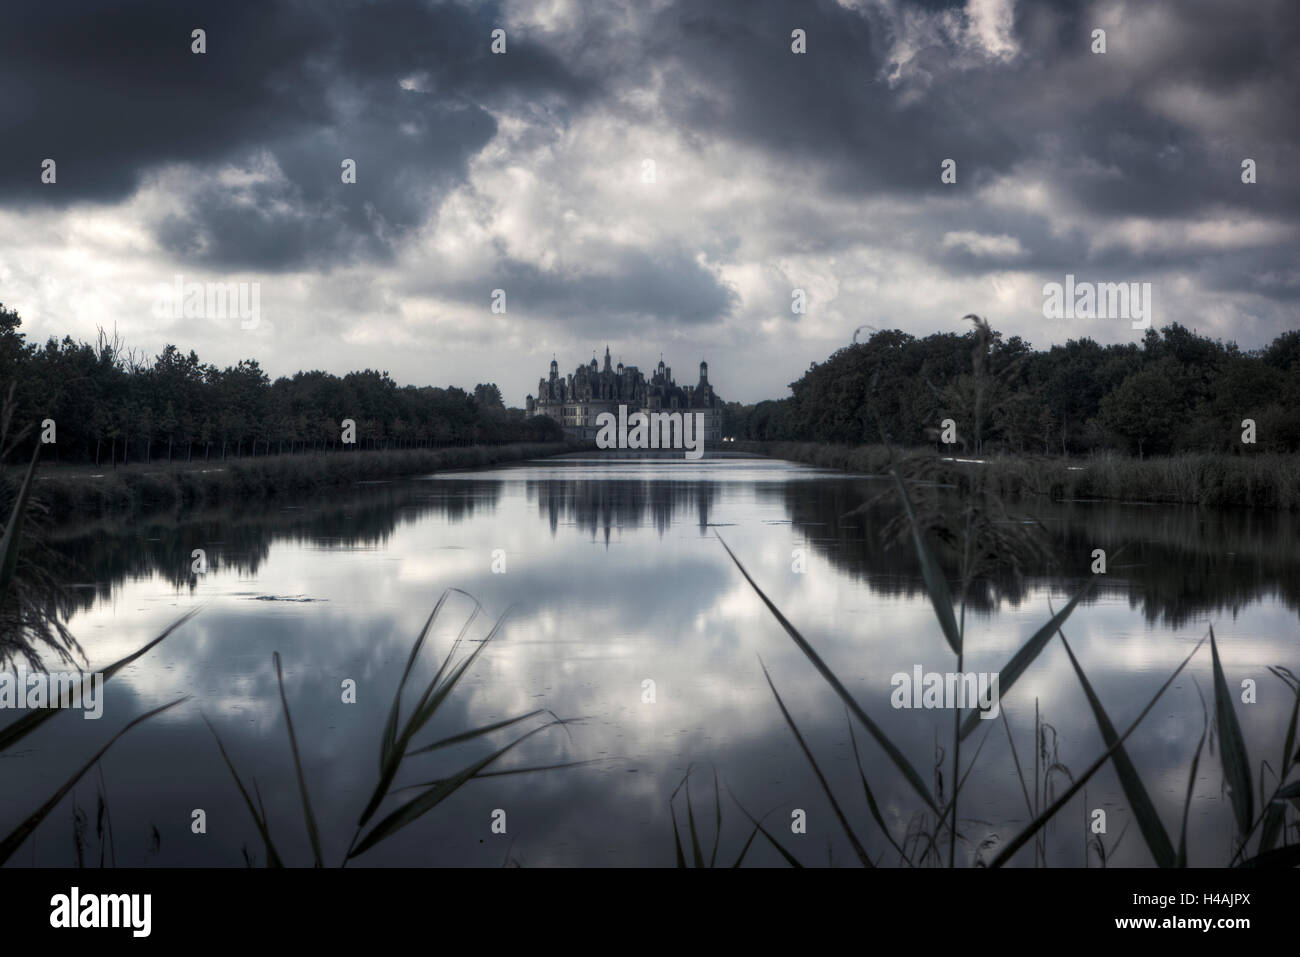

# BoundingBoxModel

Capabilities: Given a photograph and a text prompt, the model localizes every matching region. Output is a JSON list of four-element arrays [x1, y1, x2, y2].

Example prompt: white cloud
[[942, 231, 1027, 258]]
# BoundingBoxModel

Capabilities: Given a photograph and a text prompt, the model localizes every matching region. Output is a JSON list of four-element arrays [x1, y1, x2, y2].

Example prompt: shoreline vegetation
[[15, 441, 578, 522], [733, 441, 1300, 509], [720, 322, 1300, 461], [15, 438, 1300, 523]]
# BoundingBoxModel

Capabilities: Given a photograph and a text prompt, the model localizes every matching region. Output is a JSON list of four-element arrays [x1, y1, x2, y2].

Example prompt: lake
[[4, 453, 1296, 867]]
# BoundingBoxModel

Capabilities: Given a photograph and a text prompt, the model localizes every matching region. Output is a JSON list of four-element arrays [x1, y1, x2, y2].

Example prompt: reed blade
[[710, 767, 722, 868], [397, 758, 597, 791], [1209, 626, 1254, 840], [407, 618, 502, 737], [202, 714, 284, 867], [0, 608, 200, 754], [406, 709, 544, 756], [670, 803, 686, 868], [685, 773, 705, 868], [717, 533, 937, 814], [762, 661, 872, 867], [728, 792, 803, 868], [380, 591, 453, 771], [1176, 683, 1209, 868], [1061, 633, 1176, 868], [989, 635, 1204, 868], [0, 697, 188, 865], [731, 822, 762, 868], [1259, 672, 1300, 852], [846, 712, 908, 862], [274, 652, 323, 867], [350, 720, 561, 859], [958, 581, 1093, 741], [359, 605, 504, 829], [890, 468, 962, 656]]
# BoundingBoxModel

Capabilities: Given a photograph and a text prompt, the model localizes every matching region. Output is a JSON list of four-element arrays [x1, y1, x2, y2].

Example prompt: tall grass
[[0, 386, 81, 669], [3, 398, 578, 865], [667, 764, 800, 867], [20, 441, 574, 520], [0, 391, 199, 865], [735, 440, 1300, 509], [718, 317, 1300, 867], [718, 475, 1298, 866], [0, 554, 197, 865], [205, 590, 580, 866]]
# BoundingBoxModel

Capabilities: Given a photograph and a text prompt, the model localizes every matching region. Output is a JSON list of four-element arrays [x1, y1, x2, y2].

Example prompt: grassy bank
[[16, 442, 576, 521], [733, 441, 1300, 509]]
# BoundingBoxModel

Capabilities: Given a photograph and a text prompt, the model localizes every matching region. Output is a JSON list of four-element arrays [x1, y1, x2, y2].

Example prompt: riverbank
[[19, 442, 578, 521], [732, 441, 1300, 509]]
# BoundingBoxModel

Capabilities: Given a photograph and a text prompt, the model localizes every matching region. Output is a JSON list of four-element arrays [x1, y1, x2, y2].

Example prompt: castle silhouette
[[526, 346, 723, 443]]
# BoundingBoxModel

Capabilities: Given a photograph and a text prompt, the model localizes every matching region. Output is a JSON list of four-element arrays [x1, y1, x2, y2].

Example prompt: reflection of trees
[[528, 479, 723, 541], [763, 480, 1300, 626], [48, 481, 502, 613], [1046, 501, 1300, 627], [46, 469, 1300, 629]]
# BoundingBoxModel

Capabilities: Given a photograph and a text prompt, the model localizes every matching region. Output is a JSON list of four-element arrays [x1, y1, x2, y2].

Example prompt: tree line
[[723, 321, 1300, 457], [0, 304, 561, 466]]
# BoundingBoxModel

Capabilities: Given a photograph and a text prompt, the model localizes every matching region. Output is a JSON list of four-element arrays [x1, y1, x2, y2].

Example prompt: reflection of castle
[[525, 347, 723, 443], [529, 477, 722, 541]]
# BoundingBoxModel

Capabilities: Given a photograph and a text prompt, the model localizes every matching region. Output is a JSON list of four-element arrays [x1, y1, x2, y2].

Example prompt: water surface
[[4, 455, 1296, 867]]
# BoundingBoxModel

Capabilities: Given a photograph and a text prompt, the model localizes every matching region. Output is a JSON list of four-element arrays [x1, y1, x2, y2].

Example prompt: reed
[[716, 469, 1299, 866], [717, 462, 1294, 868], [204, 589, 580, 866], [718, 318, 1300, 866], [0, 388, 199, 866], [15, 441, 575, 522], [733, 441, 1300, 509], [3, 396, 579, 866]]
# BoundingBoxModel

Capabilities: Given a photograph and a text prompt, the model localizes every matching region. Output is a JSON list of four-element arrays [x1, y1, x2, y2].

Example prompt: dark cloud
[[0, 0, 1296, 356], [643, 0, 1019, 195], [639, 0, 1299, 217], [428, 245, 739, 331], [0, 0, 593, 268]]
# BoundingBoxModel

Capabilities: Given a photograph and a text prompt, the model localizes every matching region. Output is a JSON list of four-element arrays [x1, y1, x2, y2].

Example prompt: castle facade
[[525, 347, 723, 444]]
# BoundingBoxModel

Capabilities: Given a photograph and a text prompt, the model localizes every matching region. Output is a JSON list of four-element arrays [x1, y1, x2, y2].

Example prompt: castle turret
[[530, 348, 722, 441]]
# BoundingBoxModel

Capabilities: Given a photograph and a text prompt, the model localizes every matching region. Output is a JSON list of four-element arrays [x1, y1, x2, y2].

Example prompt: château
[[526, 347, 723, 443]]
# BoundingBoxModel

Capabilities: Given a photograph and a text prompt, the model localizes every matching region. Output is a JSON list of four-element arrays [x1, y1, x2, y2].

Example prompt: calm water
[[4, 454, 1297, 867]]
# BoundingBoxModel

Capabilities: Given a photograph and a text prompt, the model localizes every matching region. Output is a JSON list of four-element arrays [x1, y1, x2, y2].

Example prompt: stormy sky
[[1, 0, 1296, 403]]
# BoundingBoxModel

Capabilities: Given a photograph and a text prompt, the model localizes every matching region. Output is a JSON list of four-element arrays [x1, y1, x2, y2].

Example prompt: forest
[[4, 301, 1297, 467], [0, 303, 562, 465], [724, 321, 1300, 457]]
